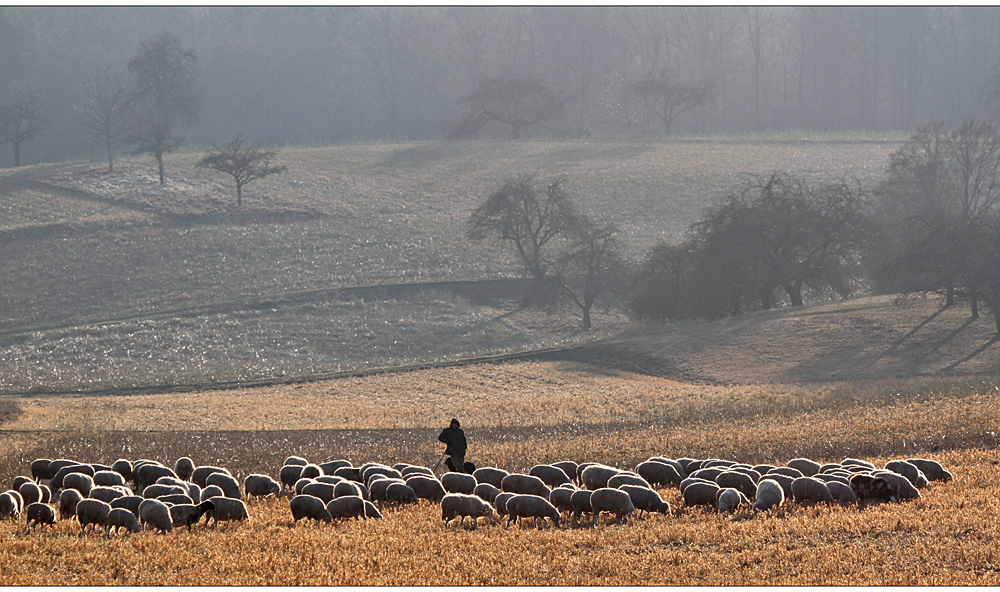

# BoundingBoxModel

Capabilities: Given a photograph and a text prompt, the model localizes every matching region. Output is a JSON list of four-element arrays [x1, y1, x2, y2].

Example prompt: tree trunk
[[13, 142, 20, 167], [156, 152, 165, 184], [236, 183, 243, 207], [970, 296, 979, 319], [106, 137, 113, 173], [787, 283, 804, 307], [581, 304, 592, 330], [945, 282, 955, 307]]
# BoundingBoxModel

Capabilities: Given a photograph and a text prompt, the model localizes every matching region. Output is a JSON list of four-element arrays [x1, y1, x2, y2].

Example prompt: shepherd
[[438, 418, 468, 473]]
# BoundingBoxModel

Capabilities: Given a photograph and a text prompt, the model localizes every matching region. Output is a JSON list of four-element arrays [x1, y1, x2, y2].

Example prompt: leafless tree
[[197, 133, 287, 207], [630, 67, 716, 136], [450, 72, 565, 139], [73, 67, 132, 172], [554, 217, 630, 329], [0, 90, 45, 167]]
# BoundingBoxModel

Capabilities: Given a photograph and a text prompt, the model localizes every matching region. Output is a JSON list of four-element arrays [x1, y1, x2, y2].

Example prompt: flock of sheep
[[0, 452, 954, 536]]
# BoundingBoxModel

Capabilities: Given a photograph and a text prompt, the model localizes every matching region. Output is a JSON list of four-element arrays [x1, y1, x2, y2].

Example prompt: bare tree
[[450, 72, 565, 139], [554, 217, 629, 329], [126, 32, 202, 184], [0, 90, 45, 167], [73, 67, 132, 172], [197, 133, 287, 207], [630, 67, 716, 136]]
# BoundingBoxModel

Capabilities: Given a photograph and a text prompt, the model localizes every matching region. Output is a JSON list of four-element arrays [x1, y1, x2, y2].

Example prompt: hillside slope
[[555, 295, 1000, 384]]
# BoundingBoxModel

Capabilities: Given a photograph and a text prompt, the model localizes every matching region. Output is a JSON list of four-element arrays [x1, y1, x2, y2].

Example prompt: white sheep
[[76, 498, 112, 537], [441, 493, 497, 529], [441, 472, 477, 495], [715, 471, 757, 500], [290, 494, 332, 524], [504, 494, 561, 529], [825, 480, 859, 504], [384, 482, 419, 506], [106, 508, 142, 536], [716, 487, 749, 514], [110, 495, 144, 516], [138, 499, 174, 535], [400, 465, 435, 478], [884, 460, 929, 489], [753, 478, 785, 512], [334, 480, 368, 501], [528, 465, 573, 488], [170, 500, 216, 531], [90, 486, 127, 504], [787, 458, 821, 477], [173, 457, 195, 482], [873, 470, 921, 501], [326, 495, 366, 521], [580, 465, 620, 491], [688, 467, 726, 483], [25, 503, 56, 532], [319, 459, 353, 475], [500, 473, 551, 500], [18, 481, 43, 506], [635, 460, 683, 487], [570, 490, 593, 523], [682, 481, 721, 508], [204, 497, 249, 526], [679, 476, 716, 493], [905, 458, 953, 482], [791, 477, 835, 505], [191, 466, 229, 488], [142, 484, 187, 499], [607, 472, 652, 490], [93, 470, 127, 488], [590, 487, 636, 526], [552, 461, 579, 483], [764, 466, 803, 479], [206, 472, 242, 499], [849, 474, 896, 503], [548, 485, 577, 515], [244, 474, 281, 499], [761, 473, 795, 500], [135, 463, 177, 491], [472, 482, 502, 505], [618, 484, 670, 518], [301, 482, 337, 504], [404, 475, 446, 503], [472, 467, 509, 489], [370, 478, 406, 504]]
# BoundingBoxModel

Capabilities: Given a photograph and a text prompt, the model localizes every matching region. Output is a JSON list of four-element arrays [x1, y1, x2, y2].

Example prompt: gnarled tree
[[0, 90, 45, 167], [451, 72, 565, 139], [197, 133, 287, 207]]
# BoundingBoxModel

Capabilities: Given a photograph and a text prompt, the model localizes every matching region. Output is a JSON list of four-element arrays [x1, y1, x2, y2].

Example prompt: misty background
[[2, 6, 1000, 167]]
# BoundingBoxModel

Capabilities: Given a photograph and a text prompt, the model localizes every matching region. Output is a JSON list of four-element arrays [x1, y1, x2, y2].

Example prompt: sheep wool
[[25, 503, 56, 532], [590, 487, 637, 526], [441, 493, 497, 529], [752, 479, 785, 512], [138, 499, 174, 535], [106, 508, 142, 536], [441, 472, 477, 495], [504, 494, 560, 529], [76, 498, 112, 536], [289, 494, 332, 524]]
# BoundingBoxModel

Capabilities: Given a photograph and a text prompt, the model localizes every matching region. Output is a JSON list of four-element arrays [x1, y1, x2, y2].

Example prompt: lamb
[[548, 485, 577, 515], [244, 474, 281, 499], [289, 494, 332, 524], [580, 465, 620, 491], [90, 486, 127, 504], [280, 465, 304, 494], [635, 460, 683, 487], [884, 460, 929, 489], [326, 495, 366, 521], [786, 458, 821, 477], [504, 494, 561, 529], [716, 487, 750, 514], [791, 477, 835, 505], [500, 473, 551, 500], [825, 480, 859, 504], [173, 457, 195, 482], [570, 490, 593, 523], [528, 465, 573, 488], [138, 499, 174, 535], [590, 487, 637, 526], [682, 481, 721, 508], [93, 470, 127, 488], [493, 492, 515, 517], [607, 473, 652, 490], [874, 470, 922, 501], [18, 481, 43, 506], [110, 496, 144, 516], [472, 482, 502, 505], [284, 456, 308, 467], [404, 475, 446, 503], [905, 458, 953, 482], [715, 471, 757, 500], [618, 484, 670, 518], [441, 493, 497, 529], [753, 479, 785, 512], [206, 472, 242, 499], [472, 467, 509, 489], [170, 500, 216, 531], [0, 491, 22, 520], [441, 471, 477, 495], [384, 482, 419, 506], [850, 474, 896, 503], [204, 497, 249, 526], [25, 503, 56, 532], [76, 498, 112, 536], [191, 466, 230, 488]]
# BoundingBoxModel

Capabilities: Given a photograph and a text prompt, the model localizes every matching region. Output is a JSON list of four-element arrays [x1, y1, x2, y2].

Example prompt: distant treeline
[[2, 7, 1000, 165]]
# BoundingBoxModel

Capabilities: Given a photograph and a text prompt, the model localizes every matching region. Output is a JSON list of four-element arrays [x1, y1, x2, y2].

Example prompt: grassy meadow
[[3, 136, 1000, 585]]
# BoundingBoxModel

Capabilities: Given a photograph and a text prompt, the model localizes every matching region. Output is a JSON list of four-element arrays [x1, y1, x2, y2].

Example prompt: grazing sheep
[[548, 485, 577, 515], [570, 490, 593, 523], [1, 491, 23, 521], [787, 458, 821, 477], [401, 466, 435, 478], [618, 484, 670, 518], [405, 475, 446, 503], [850, 474, 896, 503], [173, 457, 195, 482], [334, 481, 366, 500], [138, 499, 173, 535], [290, 494, 332, 524], [110, 495, 144, 516], [552, 461, 579, 483], [361, 466, 401, 484], [335, 466, 363, 483], [791, 477, 835, 505], [761, 473, 795, 500], [715, 471, 757, 500], [442, 493, 497, 529], [63, 473, 95, 498], [299, 464, 322, 481], [366, 473, 392, 490], [384, 482, 419, 506], [204, 497, 249, 526], [143, 484, 186, 499], [813, 474, 850, 486], [25, 503, 56, 532], [18, 481, 43, 506], [93, 470, 127, 488], [675, 458, 703, 474], [12, 475, 32, 491], [244, 474, 281, 500], [327, 495, 366, 521], [874, 471, 921, 501], [580, 465, 621, 491], [301, 482, 337, 504], [731, 467, 762, 484], [363, 500, 383, 520], [105, 507, 143, 536], [505, 494, 561, 529], [753, 479, 785, 512], [688, 467, 725, 482], [284, 456, 308, 467], [90, 486, 127, 504], [441, 472, 477, 495], [191, 466, 230, 488], [30, 459, 52, 482], [529, 465, 573, 488], [682, 481, 721, 508], [170, 500, 216, 531], [500, 473, 551, 500], [134, 464, 176, 492], [205, 472, 241, 499], [590, 488, 637, 526], [819, 463, 843, 473], [607, 473, 652, 490], [703, 458, 736, 469], [716, 488, 750, 514], [279, 465, 304, 494], [76, 499, 112, 536], [319, 460, 352, 475], [575, 463, 596, 485], [825, 481, 859, 504], [156, 476, 189, 488], [201, 485, 226, 501], [472, 467, 509, 489], [841, 458, 876, 469], [884, 460, 929, 489], [765, 467, 804, 479], [49, 462, 92, 491], [752, 464, 776, 476], [370, 478, 406, 504], [111, 459, 133, 482], [906, 458, 953, 483], [679, 477, 716, 493], [635, 461, 683, 487], [494, 492, 515, 517]]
